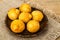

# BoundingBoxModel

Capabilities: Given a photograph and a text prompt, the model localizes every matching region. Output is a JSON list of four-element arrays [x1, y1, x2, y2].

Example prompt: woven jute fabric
[[0, 0, 60, 40]]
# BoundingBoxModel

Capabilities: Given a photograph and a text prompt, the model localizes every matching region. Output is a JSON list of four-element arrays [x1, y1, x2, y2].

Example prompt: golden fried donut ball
[[8, 8, 20, 20], [27, 20, 40, 33], [32, 10, 43, 21], [19, 12, 32, 23], [19, 3, 31, 12], [10, 20, 25, 33]]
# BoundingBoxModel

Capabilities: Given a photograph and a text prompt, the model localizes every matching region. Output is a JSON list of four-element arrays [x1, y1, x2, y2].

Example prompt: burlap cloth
[[0, 0, 60, 40]]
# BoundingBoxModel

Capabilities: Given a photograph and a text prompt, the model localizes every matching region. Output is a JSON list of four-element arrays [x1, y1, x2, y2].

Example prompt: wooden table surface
[[39, 0, 60, 15]]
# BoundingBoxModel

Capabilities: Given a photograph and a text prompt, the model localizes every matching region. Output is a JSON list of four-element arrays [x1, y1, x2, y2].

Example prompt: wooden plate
[[5, 7, 48, 38]]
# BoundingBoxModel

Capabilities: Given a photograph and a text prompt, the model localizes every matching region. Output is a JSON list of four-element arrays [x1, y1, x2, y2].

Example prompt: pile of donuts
[[8, 3, 44, 33]]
